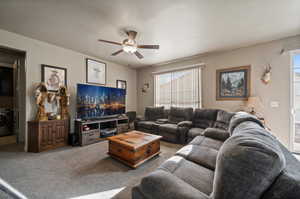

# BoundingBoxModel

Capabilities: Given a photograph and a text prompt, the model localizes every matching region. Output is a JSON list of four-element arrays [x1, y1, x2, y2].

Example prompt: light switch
[[270, 101, 280, 108]]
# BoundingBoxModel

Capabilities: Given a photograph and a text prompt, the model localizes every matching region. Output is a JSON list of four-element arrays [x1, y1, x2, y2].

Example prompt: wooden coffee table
[[107, 131, 162, 168]]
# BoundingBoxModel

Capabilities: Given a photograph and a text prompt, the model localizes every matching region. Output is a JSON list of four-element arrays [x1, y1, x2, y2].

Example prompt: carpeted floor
[[0, 141, 181, 199]]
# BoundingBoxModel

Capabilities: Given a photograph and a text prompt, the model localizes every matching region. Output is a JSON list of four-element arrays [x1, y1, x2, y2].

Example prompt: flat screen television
[[76, 84, 126, 120]]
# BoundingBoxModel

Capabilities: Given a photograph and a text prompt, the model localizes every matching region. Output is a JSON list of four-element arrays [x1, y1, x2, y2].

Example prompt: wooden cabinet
[[28, 120, 69, 152]]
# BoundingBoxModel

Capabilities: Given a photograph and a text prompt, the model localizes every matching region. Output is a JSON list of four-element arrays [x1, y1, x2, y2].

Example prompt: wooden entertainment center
[[75, 116, 129, 146]]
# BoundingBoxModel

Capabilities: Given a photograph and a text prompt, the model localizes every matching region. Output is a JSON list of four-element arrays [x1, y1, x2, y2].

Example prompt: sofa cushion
[[203, 128, 230, 142], [168, 107, 193, 124], [159, 123, 178, 134], [136, 121, 157, 130], [176, 145, 218, 170], [159, 156, 214, 195], [134, 169, 209, 199], [144, 106, 165, 121], [188, 128, 205, 138], [189, 135, 223, 151], [212, 122, 286, 199], [214, 110, 235, 130], [192, 109, 218, 129]]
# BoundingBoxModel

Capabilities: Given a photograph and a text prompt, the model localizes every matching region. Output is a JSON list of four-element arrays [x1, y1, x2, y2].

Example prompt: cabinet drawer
[[80, 131, 100, 146]]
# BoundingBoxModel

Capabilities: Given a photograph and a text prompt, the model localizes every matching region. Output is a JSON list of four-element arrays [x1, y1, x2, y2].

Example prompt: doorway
[[291, 51, 300, 153], [0, 47, 26, 148]]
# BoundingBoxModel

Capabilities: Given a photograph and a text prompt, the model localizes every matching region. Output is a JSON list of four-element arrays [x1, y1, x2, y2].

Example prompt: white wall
[[137, 35, 300, 148], [0, 29, 137, 151]]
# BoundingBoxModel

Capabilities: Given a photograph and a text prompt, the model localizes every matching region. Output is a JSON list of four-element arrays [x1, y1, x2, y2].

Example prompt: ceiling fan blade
[[138, 45, 160, 49], [134, 51, 144, 59], [126, 30, 137, 40], [111, 49, 123, 56], [98, 39, 122, 46]]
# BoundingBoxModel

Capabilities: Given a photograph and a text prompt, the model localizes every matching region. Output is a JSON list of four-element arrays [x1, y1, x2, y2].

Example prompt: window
[[291, 52, 300, 152], [154, 67, 201, 109]]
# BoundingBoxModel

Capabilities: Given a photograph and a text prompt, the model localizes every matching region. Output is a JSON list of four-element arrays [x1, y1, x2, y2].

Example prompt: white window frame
[[290, 50, 300, 152]]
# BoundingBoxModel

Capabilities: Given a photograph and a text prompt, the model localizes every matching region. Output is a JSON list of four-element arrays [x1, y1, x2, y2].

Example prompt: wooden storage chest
[[107, 131, 162, 168]]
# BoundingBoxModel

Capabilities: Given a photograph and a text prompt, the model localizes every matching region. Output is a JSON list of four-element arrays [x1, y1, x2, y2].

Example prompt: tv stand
[[75, 116, 129, 146]]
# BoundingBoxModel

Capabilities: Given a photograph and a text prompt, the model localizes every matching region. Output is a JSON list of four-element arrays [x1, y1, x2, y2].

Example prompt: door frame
[[290, 50, 300, 152]]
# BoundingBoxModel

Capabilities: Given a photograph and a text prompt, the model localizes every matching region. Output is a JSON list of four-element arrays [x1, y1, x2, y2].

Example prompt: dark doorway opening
[[0, 47, 26, 148]]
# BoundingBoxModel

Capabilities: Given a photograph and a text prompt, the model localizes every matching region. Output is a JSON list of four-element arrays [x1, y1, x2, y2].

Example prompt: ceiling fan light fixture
[[122, 44, 137, 53], [98, 30, 159, 59]]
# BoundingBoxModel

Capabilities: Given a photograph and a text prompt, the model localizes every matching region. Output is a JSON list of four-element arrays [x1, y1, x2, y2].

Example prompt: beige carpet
[[0, 141, 181, 199]]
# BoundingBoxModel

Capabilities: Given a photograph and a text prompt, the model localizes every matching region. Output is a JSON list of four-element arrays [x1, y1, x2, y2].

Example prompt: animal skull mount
[[261, 64, 272, 84]]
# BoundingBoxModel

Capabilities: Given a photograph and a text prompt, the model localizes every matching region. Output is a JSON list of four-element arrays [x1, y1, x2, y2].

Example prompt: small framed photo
[[86, 58, 106, 85], [216, 65, 251, 101], [41, 65, 67, 92], [116, 80, 127, 93]]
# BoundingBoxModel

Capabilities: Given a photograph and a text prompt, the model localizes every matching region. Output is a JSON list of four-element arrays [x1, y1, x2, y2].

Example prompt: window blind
[[154, 67, 201, 109]]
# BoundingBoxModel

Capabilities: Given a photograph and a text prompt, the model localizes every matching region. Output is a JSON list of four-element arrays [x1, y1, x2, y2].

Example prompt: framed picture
[[86, 58, 106, 85], [216, 65, 251, 100], [41, 64, 67, 92], [116, 80, 127, 94]]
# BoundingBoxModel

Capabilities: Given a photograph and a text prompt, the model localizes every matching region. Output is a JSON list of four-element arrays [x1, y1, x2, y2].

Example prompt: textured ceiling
[[0, 0, 300, 68]]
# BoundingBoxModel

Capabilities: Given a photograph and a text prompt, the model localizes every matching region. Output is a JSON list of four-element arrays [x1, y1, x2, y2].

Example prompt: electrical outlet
[[270, 101, 280, 108]]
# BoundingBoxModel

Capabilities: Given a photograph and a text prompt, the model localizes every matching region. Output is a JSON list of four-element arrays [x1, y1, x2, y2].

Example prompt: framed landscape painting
[[41, 64, 67, 92], [86, 58, 106, 85], [216, 65, 251, 100]]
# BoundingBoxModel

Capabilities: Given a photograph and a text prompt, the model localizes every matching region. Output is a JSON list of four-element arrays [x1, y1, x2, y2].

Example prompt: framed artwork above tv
[[86, 58, 106, 85]]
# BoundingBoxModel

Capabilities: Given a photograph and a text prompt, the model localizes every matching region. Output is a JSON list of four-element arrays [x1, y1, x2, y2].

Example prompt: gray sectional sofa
[[132, 112, 300, 199], [135, 106, 234, 144]]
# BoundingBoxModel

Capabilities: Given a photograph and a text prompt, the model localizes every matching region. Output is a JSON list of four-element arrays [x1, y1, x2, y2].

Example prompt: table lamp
[[246, 96, 263, 115]]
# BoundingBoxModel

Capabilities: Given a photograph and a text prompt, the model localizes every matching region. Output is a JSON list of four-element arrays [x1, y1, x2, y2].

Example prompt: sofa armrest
[[178, 121, 193, 128], [155, 118, 169, 124], [177, 121, 192, 144], [133, 170, 209, 199], [203, 128, 230, 141]]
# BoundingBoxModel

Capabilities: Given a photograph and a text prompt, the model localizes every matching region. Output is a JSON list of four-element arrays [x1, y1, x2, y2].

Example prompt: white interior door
[[291, 51, 300, 153]]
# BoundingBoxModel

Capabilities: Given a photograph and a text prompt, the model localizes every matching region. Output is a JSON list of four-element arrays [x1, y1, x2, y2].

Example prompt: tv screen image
[[76, 84, 126, 120]]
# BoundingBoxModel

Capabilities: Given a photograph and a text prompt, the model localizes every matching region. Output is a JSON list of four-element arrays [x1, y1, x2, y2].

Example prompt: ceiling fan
[[98, 30, 159, 59]]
